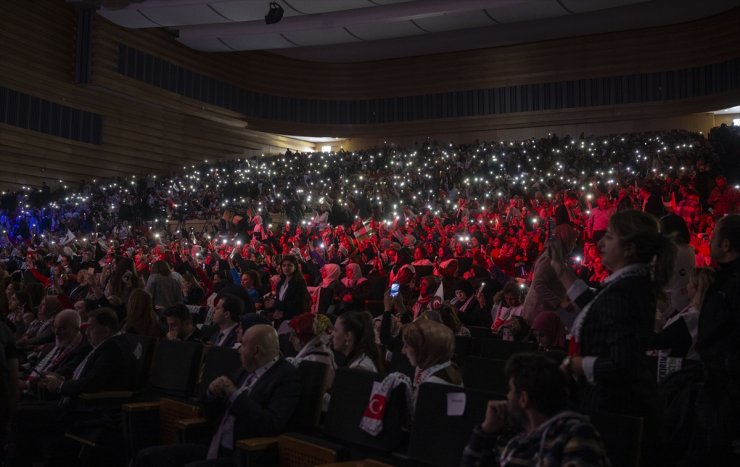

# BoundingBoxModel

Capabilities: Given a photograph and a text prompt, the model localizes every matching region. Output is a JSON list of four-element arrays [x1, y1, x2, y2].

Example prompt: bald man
[[21, 309, 91, 391], [135, 324, 302, 467]]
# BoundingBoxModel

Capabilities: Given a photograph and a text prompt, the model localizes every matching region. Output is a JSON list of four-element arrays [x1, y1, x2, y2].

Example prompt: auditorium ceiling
[[91, 0, 740, 62]]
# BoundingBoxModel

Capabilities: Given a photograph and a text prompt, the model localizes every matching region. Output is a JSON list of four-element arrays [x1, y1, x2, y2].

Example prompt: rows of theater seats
[[57, 329, 666, 467]]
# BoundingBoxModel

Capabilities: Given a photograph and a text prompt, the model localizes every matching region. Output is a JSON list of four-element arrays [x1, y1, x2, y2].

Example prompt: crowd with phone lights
[[1, 124, 739, 467]]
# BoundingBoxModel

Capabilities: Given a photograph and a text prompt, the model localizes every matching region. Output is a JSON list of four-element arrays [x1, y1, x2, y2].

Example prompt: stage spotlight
[[265, 2, 284, 25]]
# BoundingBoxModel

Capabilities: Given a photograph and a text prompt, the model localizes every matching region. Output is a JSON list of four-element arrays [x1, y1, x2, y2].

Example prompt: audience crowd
[[0, 127, 739, 467]]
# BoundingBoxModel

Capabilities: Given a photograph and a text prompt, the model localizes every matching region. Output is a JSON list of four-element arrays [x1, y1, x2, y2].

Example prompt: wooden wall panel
[[92, 7, 740, 100], [2, 0, 740, 191], [0, 0, 315, 190]]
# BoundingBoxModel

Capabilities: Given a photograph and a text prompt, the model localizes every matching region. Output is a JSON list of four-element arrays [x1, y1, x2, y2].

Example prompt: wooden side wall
[[1, 0, 739, 189]]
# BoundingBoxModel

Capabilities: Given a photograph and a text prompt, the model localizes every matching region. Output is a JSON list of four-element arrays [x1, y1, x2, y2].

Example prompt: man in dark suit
[[209, 295, 241, 348], [20, 309, 91, 394], [695, 214, 740, 465], [11, 308, 136, 466], [135, 324, 302, 467]]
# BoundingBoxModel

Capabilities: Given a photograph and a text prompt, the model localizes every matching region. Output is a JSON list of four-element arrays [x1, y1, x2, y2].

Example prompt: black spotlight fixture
[[265, 2, 284, 25]]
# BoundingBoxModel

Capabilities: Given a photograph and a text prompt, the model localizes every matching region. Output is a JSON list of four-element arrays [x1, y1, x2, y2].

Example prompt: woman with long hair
[[265, 255, 309, 324], [124, 289, 161, 339], [332, 310, 382, 373], [650, 267, 713, 360], [106, 256, 143, 305]]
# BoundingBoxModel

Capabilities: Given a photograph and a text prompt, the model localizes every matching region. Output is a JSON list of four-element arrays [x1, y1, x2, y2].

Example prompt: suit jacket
[[228, 359, 301, 443], [572, 272, 658, 419], [34, 337, 91, 380], [274, 278, 308, 321], [59, 334, 136, 398], [209, 325, 239, 348]]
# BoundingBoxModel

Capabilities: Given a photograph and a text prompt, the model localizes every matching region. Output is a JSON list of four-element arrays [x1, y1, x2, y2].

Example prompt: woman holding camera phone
[[550, 210, 676, 463]]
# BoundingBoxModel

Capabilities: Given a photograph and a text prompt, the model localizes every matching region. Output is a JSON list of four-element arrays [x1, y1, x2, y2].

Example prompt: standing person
[[694, 214, 740, 465], [264, 256, 308, 324], [586, 195, 613, 243], [145, 260, 182, 310], [520, 224, 579, 325], [549, 210, 677, 463]]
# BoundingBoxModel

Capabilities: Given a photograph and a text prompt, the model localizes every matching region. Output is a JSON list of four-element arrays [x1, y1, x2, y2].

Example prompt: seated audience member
[[20, 309, 90, 392], [411, 276, 437, 319], [12, 308, 136, 466], [286, 313, 336, 391], [163, 304, 204, 342], [332, 310, 383, 372], [123, 289, 161, 339], [17, 295, 62, 348], [240, 270, 262, 303], [307, 263, 341, 315], [651, 267, 713, 360], [658, 214, 695, 321], [209, 294, 241, 348], [451, 279, 488, 327], [335, 262, 370, 313], [486, 283, 524, 332], [461, 353, 610, 467], [134, 324, 301, 467], [439, 302, 471, 337], [402, 319, 462, 399], [530, 311, 566, 353]]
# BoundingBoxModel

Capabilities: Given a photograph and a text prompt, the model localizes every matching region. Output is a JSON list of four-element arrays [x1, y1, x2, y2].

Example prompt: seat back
[[123, 334, 156, 391], [290, 361, 328, 432], [323, 368, 406, 453], [158, 398, 202, 445], [277, 434, 343, 467], [407, 383, 503, 467], [477, 338, 537, 360], [388, 346, 414, 378], [148, 340, 203, 399], [462, 356, 508, 395], [453, 335, 472, 367], [195, 345, 242, 400], [588, 411, 643, 467], [467, 326, 493, 340]]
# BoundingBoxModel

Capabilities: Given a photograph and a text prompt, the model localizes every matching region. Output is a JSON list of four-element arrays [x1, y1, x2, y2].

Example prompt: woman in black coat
[[549, 210, 677, 464], [265, 255, 308, 325]]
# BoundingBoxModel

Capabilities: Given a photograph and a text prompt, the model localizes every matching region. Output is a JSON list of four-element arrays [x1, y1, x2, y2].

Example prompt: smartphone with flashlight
[[390, 282, 400, 298]]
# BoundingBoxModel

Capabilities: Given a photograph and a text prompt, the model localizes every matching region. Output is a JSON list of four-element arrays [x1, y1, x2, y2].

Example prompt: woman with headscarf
[[286, 313, 336, 391], [530, 311, 566, 352], [335, 262, 369, 313], [307, 263, 341, 315]]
